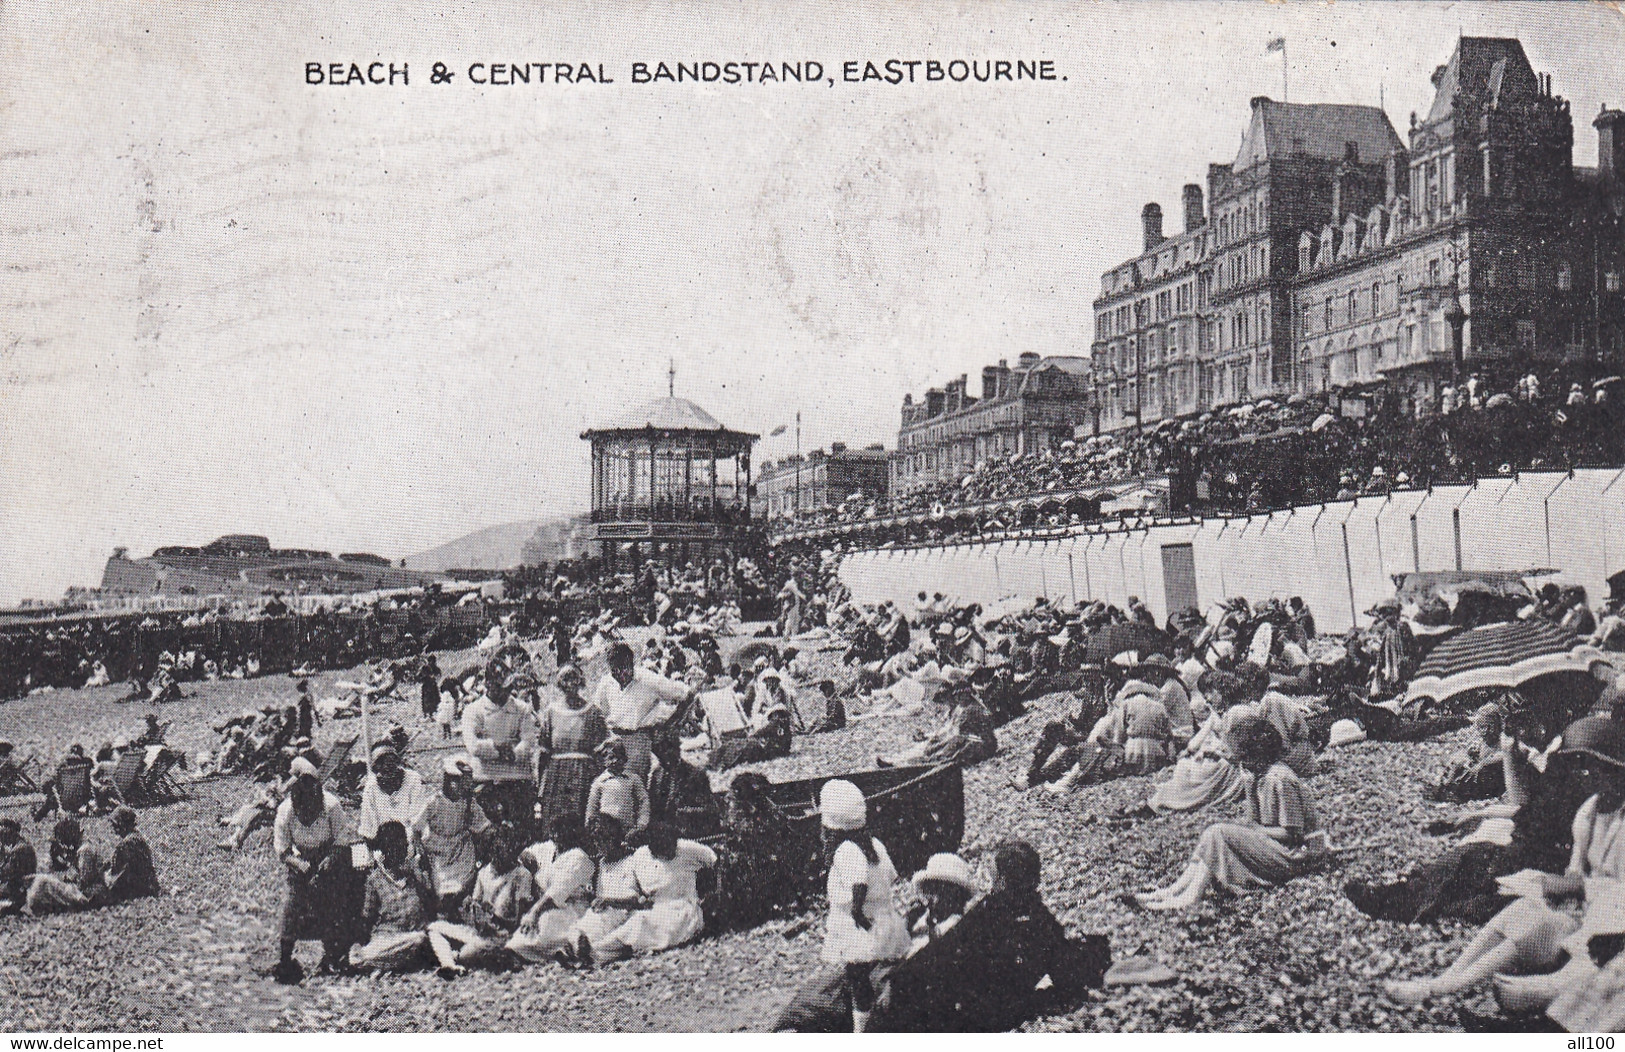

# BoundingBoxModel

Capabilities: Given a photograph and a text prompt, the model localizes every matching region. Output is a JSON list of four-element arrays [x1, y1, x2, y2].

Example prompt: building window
[[1371, 282, 1382, 316], [1517, 319, 1537, 353], [1323, 299, 1332, 329], [1428, 259, 1441, 287], [1346, 290, 1356, 321], [1608, 270, 1622, 293], [1556, 264, 1572, 291]]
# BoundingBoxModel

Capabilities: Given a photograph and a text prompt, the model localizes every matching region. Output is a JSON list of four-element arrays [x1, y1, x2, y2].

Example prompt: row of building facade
[[872, 37, 1624, 500], [1092, 36, 1623, 432]]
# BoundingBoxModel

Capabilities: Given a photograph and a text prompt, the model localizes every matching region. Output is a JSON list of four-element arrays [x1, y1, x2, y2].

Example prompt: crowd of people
[[775, 364, 1625, 544], [0, 591, 493, 702], [17, 522, 1625, 1031]]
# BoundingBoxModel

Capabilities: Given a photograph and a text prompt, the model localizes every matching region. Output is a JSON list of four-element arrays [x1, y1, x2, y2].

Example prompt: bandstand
[[581, 393, 758, 569]]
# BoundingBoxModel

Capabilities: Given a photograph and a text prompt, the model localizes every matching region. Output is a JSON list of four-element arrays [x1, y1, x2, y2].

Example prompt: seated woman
[[1132, 720, 1327, 911], [218, 779, 285, 852], [902, 852, 979, 952], [507, 816, 597, 964], [1345, 712, 1596, 925], [427, 829, 534, 977], [1427, 703, 1509, 803], [411, 757, 492, 918], [348, 822, 434, 973], [567, 815, 641, 966], [711, 669, 796, 771], [879, 687, 996, 769], [1384, 716, 1625, 1010], [26, 817, 107, 915], [584, 821, 717, 963], [1144, 672, 1261, 816], [1090, 680, 1174, 774], [1018, 690, 1106, 792]]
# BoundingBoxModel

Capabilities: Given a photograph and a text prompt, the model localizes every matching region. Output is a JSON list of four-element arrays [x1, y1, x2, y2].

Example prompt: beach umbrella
[[1084, 622, 1169, 664], [1485, 392, 1514, 408], [1311, 413, 1336, 432], [1405, 620, 1600, 704]]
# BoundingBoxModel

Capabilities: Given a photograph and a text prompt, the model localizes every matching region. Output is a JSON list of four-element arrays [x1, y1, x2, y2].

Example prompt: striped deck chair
[[315, 736, 359, 786], [138, 749, 187, 803], [108, 750, 147, 806], [53, 758, 95, 814]]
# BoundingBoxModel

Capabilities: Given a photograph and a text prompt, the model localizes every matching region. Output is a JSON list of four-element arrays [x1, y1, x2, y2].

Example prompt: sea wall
[[836, 468, 1625, 634]]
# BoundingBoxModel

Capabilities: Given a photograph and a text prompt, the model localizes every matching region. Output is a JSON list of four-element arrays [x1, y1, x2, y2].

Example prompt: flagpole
[[1281, 40, 1289, 102], [794, 411, 802, 522]]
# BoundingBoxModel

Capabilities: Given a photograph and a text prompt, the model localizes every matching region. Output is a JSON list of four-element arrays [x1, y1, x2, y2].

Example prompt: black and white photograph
[[1, 0, 1624, 1036]]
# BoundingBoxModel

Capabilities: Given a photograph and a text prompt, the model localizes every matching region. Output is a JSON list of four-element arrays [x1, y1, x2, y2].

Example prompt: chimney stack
[[1142, 202, 1165, 252], [1182, 184, 1205, 231], [1597, 105, 1625, 183]]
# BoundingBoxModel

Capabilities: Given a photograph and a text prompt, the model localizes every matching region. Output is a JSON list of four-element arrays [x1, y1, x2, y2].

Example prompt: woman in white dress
[[507, 815, 597, 964], [1385, 716, 1625, 1010], [589, 822, 718, 961], [356, 744, 429, 845], [818, 779, 911, 1032], [569, 814, 643, 966]]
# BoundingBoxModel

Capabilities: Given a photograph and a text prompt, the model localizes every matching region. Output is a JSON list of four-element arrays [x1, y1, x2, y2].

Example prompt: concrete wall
[[836, 468, 1625, 634]]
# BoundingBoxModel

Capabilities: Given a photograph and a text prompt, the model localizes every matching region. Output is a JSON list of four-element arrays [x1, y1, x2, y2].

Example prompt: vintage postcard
[[2, 0, 1624, 1037]]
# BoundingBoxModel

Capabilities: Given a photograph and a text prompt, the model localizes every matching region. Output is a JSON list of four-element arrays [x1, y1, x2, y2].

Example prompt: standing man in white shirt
[[461, 670, 538, 830], [593, 643, 695, 785]]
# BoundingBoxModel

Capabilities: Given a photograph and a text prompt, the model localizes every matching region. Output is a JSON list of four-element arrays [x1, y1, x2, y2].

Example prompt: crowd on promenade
[[778, 364, 1625, 541]]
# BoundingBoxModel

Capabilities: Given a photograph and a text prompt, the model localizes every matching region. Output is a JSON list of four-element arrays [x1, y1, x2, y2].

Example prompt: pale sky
[[1, 0, 1620, 603]]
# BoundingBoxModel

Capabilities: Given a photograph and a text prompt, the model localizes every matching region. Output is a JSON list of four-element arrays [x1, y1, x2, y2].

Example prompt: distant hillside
[[403, 520, 546, 573], [403, 514, 595, 573]]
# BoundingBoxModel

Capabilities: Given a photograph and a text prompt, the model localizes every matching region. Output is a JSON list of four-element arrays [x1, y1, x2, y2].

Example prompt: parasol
[[1084, 622, 1169, 664], [1405, 620, 1602, 703], [1311, 413, 1336, 432]]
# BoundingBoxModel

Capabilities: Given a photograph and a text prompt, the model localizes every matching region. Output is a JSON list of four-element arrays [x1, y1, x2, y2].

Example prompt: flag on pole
[[769, 424, 788, 437], [1265, 36, 1286, 53]]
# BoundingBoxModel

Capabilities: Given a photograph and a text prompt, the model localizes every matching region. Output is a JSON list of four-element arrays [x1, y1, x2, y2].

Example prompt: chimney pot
[[1141, 202, 1165, 251], [1595, 106, 1625, 183], [1182, 183, 1205, 231]]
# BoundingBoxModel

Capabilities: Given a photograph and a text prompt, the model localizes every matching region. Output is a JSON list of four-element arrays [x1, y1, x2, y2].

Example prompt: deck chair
[[0, 759, 40, 798], [54, 757, 95, 814], [699, 689, 749, 740], [108, 750, 146, 805], [138, 749, 186, 803], [315, 736, 359, 786]]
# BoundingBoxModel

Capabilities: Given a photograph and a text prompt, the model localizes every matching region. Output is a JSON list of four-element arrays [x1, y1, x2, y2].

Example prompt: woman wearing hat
[[25, 816, 107, 915], [357, 743, 429, 846], [905, 853, 979, 952], [272, 758, 364, 982], [536, 665, 609, 840], [818, 778, 910, 1032], [1133, 720, 1326, 911], [507, 815, 597, 964], [1145, 671, 1260, 816], [410, 756, 492, 917], [1386, 716, 1625, 1010]]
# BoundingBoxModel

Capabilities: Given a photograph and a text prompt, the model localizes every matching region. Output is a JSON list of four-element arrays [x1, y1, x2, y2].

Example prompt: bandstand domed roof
[[588, 396, 753, 435]]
